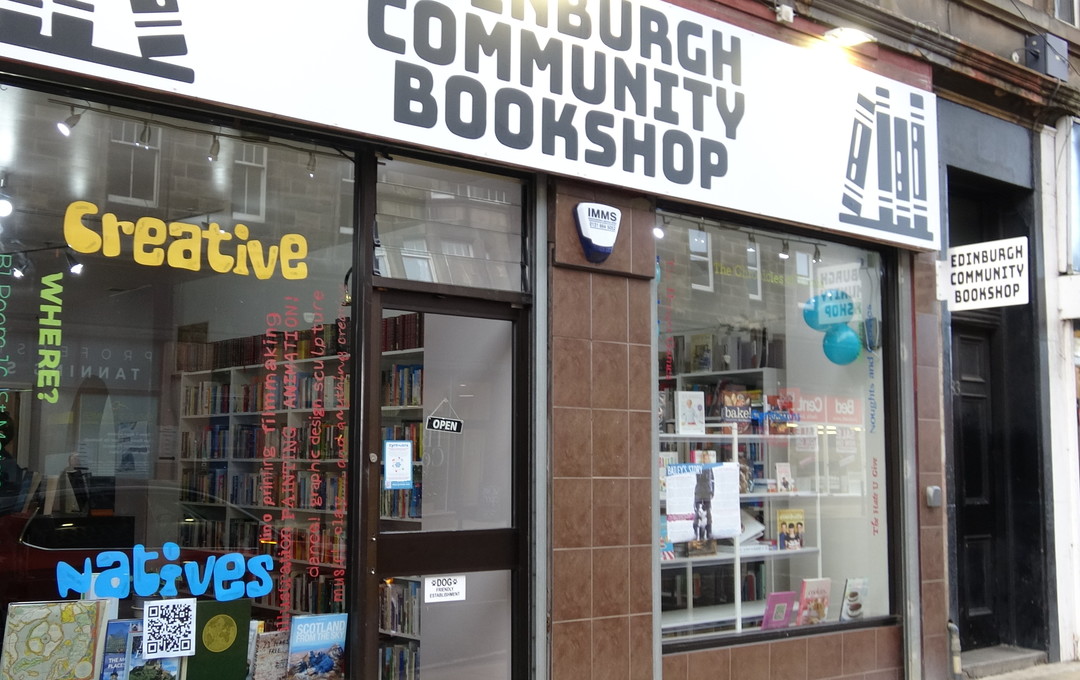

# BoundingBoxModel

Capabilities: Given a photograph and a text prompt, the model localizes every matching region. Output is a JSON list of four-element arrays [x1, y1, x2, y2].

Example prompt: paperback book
[[286, 613, 348, 680], [0, 599, 107, 680], [775, 462, 796, 493], [796, 577, 832, 625], [776, 508, 806, 550], [839, 577, 869, 621], [100, 618, 139, 680], [128, 626, 182, 680], [252, 630, 290, 680], [760, 591, 797, 630]]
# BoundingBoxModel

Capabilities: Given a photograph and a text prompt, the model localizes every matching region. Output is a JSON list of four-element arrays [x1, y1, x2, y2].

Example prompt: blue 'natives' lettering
[[55, 543, 275, 601]]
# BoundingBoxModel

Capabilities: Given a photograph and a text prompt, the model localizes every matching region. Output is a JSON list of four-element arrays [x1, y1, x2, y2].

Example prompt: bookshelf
[[658, 353, 854, 639], [378, 312, 424, 529], [379, 576, 421, 680], [378, 311, 425, 680], [175, 322, 351, 617]]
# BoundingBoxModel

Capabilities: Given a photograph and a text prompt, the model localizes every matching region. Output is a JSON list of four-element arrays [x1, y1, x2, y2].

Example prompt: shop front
[[0, 2, 950, 679]]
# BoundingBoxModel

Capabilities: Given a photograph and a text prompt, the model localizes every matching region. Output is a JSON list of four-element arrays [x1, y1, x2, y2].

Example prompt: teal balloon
[[803, 290, 852, 331], [822, 324, 861, 365]]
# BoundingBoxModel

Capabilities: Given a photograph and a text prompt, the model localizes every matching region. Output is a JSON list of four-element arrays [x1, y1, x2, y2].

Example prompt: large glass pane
[[0, 84, 354, 649], [376, 158, 525, 292], [656, 213, 889, 641], [379, 570, 511, 680], [379, 311, 513, 533]]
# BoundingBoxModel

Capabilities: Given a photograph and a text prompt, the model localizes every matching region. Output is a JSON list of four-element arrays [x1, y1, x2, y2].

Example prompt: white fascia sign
[[937, 236, 1029, 311], [574, 203, 622, 263]]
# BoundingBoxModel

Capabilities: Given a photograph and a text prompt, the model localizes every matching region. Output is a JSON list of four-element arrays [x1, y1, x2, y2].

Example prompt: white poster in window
[[383, 440, 413, 490], [664, 463, 740, 543]]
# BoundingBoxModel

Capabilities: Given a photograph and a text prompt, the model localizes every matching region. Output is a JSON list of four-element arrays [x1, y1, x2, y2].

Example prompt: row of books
[[225, 468, 347, 512], [381, 364, 423, 407], [252, 570, 347, 615], [179, 516, 228, 551], [229, 519, 348, 567], [181, 422, 350, 461], [382, 312, 424, 352], [380, 578, 421, 637], [182, 372, 350, 417], [380, 640, 420, 680], [175, 322, 352, 372], [380, 478, 423, 520], [180, 464, 228, 504]]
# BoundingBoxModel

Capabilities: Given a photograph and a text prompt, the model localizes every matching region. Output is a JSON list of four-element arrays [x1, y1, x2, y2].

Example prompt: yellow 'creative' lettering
[[64, 201, 309, 280]]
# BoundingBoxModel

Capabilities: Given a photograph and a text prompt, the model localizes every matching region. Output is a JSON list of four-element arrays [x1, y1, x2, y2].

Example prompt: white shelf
[[661, 600, 768, 630], [660, 546, 820, 568]]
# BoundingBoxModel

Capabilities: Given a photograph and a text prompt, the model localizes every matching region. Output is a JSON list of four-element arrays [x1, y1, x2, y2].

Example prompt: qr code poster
[[143, 597, 197, 658]]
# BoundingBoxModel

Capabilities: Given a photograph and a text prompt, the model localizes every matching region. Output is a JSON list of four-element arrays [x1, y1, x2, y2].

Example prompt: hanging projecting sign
[[938, 236, 1029, 311], [0, 1, 939, 250]]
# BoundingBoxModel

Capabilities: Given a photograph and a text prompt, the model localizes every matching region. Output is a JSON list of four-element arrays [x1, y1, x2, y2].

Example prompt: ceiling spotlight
[[746, 234, 756, 253], [306, 153, 317, 179], [57, 107, 82, 137], [813, 244, 822, 263], [652, 225, 665, 239], [139, 121, 152, 149], [779, 240, 790, 260], [207, 135, 220, 162], [65, 249, 83, 275]]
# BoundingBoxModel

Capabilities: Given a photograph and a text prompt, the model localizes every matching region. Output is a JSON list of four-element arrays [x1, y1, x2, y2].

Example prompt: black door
[[952, 323, 1005, 649]]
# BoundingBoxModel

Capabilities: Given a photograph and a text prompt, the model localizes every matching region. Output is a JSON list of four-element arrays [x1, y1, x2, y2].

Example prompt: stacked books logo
[[839, 87, 931, 242], [0, 0, 194, 82]]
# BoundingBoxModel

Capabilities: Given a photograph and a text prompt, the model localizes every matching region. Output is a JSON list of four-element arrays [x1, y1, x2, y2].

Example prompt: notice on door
[[939, 236, 1028, 311], [424, 575, 466, 603]]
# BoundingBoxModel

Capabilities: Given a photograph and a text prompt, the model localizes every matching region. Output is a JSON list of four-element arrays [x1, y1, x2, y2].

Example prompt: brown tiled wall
[[913, 250, 950, 680], [549, 180, 656, 680], [548, 180, 943, 680], [661, 625, 904, 680]]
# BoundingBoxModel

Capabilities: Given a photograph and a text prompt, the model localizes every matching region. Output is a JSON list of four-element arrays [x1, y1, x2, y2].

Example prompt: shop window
[[107, 120, 159, 206], [376, 157, 524, 292], [656, 212, 890, 643], [0, 86, 354, 652], [232, 143, 267, 221]]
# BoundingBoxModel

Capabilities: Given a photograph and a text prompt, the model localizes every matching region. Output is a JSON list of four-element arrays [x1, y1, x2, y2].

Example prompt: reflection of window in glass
[[402, 238, 436, 282], [375, 246, 389, 277], [231, 143, 266, 221], [689, 229, 713, 292], [340, 162, 355, 235], [375, 157, 524, 292], [1058, 0, 1077, 26], [745, 246, 762, 300], [442, 239, 489, 287], [107, 120, 159, 206]]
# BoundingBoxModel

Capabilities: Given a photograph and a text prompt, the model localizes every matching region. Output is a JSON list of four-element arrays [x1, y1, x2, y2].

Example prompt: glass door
[[360, 293, 528, 680]]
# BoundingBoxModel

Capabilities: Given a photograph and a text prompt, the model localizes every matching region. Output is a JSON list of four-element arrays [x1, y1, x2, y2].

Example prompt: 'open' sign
[[426, 416, 463, 433]]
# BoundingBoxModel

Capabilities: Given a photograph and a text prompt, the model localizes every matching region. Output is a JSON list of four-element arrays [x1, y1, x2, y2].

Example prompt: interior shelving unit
[[658, 361, 830, 640], [175, 324, 350, 616]]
